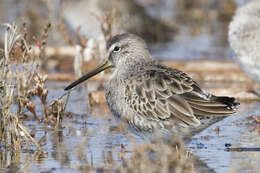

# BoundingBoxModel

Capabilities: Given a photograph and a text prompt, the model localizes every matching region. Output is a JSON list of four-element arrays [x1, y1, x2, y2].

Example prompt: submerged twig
[[17, 119, 42, 151], [225, 147, 260, 152]]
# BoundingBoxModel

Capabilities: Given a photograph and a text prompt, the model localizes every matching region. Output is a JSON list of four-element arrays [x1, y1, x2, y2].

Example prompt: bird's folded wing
[[124, 65, 201, 127]]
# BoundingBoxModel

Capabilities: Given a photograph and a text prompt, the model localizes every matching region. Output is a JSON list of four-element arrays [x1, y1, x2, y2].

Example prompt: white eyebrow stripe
[[108, 44, 116, 54]]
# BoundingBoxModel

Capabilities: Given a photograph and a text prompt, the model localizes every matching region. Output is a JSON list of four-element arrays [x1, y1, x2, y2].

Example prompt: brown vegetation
[[0, 23, 69, 155]]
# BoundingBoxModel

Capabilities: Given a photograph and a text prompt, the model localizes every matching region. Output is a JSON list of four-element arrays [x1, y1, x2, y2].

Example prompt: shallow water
[[189, 102, 260, 173], [1, 82, 259, 173]]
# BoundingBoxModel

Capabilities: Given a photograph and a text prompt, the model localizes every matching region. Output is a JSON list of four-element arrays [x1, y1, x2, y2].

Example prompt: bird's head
[[64, 33, 151, 91]]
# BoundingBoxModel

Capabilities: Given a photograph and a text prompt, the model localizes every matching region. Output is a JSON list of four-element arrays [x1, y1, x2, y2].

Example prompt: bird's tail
[[212, 96, 240, 110], [181, 94, 240, 139], [184, 94, 240, 117]]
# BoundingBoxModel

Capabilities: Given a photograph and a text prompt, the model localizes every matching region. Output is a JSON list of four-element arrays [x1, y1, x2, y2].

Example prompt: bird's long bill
[[64, 60, 111, 91]]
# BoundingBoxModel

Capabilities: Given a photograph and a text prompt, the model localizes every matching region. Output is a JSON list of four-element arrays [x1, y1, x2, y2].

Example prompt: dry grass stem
[[0, 22, 69, 153]]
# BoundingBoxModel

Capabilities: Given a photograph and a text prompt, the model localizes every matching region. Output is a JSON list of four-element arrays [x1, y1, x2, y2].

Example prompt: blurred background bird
[[229, 0, 260, 90]]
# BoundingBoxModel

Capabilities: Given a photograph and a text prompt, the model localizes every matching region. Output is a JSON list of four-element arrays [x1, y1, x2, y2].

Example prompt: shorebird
[[65, 33, 239, 139], [229, 0, 260, 83]]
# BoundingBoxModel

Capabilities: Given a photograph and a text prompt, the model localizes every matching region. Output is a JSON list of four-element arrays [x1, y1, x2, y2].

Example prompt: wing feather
[[124, 64, 201, 127]]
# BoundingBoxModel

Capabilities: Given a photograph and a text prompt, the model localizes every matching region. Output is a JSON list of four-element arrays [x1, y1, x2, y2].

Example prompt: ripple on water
[[189, 102, 260, 173]]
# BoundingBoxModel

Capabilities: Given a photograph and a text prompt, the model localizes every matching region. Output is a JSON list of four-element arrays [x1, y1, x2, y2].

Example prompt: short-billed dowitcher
[[65, 33, 239, 139]]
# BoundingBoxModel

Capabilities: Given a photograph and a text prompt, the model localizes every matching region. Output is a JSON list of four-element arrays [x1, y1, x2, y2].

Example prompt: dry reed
[[0, 22, 69, 154]]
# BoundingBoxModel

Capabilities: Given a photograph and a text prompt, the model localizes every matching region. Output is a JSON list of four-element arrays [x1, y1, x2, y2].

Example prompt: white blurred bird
[[229, 0, 260, 84]]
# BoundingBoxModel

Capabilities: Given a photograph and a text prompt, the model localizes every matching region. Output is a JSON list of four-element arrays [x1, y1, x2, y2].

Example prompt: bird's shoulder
[[124, 61, 196, 95]]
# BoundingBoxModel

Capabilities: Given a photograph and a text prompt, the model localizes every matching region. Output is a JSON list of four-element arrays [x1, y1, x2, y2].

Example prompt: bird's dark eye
[[113, 46, 121, 52]]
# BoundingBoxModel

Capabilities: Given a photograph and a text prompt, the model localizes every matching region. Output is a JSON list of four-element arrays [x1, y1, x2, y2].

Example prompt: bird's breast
[[105, 77, 126, 119]]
